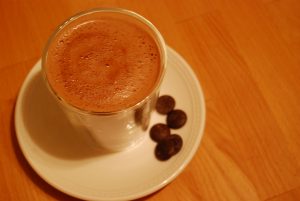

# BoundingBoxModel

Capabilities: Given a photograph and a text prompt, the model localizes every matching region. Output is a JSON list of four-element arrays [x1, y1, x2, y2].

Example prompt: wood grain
[[1, 0, 300, 200]]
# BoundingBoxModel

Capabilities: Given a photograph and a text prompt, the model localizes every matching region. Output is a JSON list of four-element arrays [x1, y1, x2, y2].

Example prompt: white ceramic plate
[[15, 47, 206, 201]]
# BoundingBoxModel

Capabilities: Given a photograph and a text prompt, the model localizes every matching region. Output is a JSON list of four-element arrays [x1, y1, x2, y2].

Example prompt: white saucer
[[15, 47, 206, 201]]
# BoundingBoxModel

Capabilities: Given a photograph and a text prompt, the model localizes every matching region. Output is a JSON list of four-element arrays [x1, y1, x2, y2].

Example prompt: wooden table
[[1, 0, 300, 200]]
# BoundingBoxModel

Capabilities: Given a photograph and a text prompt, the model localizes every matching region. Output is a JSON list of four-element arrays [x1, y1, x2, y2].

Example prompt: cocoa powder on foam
[[46, 17, 161, 112]]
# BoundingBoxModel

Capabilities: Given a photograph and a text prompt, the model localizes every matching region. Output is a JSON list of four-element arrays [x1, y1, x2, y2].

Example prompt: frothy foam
[[46, 17, 161, 112]]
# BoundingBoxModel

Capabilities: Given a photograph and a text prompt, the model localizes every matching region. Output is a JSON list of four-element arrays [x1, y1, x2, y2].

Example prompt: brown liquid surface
[[46, 17, 161, 112]]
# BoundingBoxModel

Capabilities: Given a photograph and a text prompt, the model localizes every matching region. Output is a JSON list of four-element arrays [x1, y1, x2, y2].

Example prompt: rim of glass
[[42, 7, 167, 115]]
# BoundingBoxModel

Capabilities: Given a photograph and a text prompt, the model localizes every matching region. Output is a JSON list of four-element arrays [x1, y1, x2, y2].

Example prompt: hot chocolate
[[45, 17, 161, 112]]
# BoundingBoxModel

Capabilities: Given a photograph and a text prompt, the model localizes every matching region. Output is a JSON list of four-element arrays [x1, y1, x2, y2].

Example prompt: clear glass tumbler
[[42, 8, 166, 151]]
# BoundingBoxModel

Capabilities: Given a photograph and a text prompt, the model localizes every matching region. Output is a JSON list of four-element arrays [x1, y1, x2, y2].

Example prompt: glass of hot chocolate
[[42, 8, 166, 151]]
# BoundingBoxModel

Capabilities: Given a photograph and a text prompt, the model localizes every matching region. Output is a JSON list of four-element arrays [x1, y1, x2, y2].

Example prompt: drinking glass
[[42, 8, 166, 151]]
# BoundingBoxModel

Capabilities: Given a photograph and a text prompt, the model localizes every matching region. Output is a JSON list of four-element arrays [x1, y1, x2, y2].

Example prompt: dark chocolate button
[[155, 134, 183, 161], [155, 139, 175, 161], [155, 95, 175, 114], [168, 134, 183, 155], [150, 123, 171, 142], [166, 109, 187, 129]]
